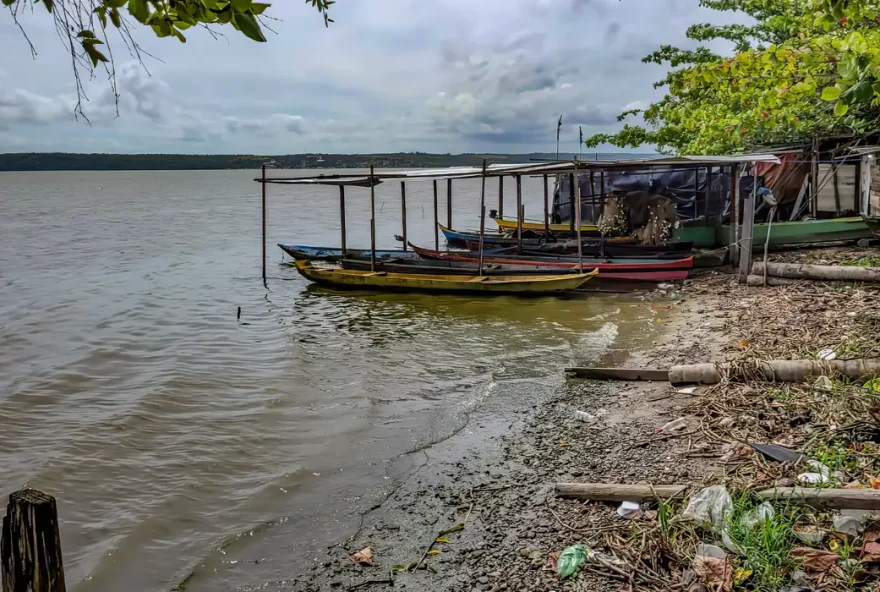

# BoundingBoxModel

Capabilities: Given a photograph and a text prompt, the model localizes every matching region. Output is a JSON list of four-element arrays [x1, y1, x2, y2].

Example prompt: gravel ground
[[274, 287, 731, 592]]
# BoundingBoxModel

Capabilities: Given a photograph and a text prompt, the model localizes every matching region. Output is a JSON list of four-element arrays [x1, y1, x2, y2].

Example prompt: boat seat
[[468, 276, 490, 282], [363, 272, 388, 277]]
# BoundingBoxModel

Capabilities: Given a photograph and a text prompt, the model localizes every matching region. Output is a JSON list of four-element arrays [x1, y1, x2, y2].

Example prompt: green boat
[[864, 216, 880, 238], [676, 216, 872, 249]]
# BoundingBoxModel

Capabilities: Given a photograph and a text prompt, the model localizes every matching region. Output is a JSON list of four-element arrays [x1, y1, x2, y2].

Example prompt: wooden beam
[[400, 181, 408, 252], [261, 164, 267, 283], [756, 487, 880, 510], [478, 160, 488, 276], [447, 178, 452, 229], [433, 179, 439, 250], [516, 174, 523, 254], [833, 166, 841, 216], [565, 367, 669, 381], [498, 176, 504, 220], [861, 155, 873, 215], [738, 173, 756, 281], [811, 139, 820, 218], [568, 173, 575, 234], [543, 174, 550, 233], [339, 185, 347, 256], [1, 488, 67, 592], [370, 165, 377, 271], [556, 483, 687, 502], [730, 165, 739, 264]]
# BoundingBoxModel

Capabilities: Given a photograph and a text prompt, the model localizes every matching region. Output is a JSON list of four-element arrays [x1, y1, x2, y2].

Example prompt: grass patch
[[724, 495, 801, 591], [809, 438, 860, 475], [839, 256, 880, 267]]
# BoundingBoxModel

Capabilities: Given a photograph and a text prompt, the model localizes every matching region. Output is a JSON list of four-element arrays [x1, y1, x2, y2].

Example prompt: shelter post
[[370, 165, 377, 271], [400, 181, 408, 251], [574, 162, 583, 273], [433, 180, 439, 250], [589, 170, 596, 222], [861, 155, 874, 215], [543, 174, 550, 234], [693, 168, 700, 220], [810, 138, 819, 218], [516, 174, 523, 254], [568, 174, 575, 234], [447, 179, 453, 229], [599, 170, 606, 218], [339, 185, 347, 256], [729, 165, 739, 265], [261, 164, 266, 283], [738, 166, 757, 282], [498, 176, 504, 220], [478, 160, 488, 276]]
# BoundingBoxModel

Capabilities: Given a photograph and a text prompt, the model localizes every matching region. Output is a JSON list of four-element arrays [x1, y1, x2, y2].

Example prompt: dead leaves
[[791, 547, 839, 572], [693, 555, 732, 592], [350, 546, 373, 566]]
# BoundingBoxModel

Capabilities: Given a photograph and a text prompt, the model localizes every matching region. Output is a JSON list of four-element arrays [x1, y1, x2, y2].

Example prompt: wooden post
[[370, 166, 377, 271], [498, 176, 504, 221], [400, 181, 408, 252], [600, 170, 606, 217], [446, 178, 452, 229], [811, 138, 820, 218], [738, 167, 757, 282], [861, 155, 873, 215], [516, 174, 523, 254], [730, 165, 739, 265], [574, 162, 583, 273], [855, 159, 863, 214], [568, 173, 575, 234], [693, 167, 700, 220], [833, 166, 841, 216], [589, 170, 597, 222], [261, 164, 266, 283], [543, 174, 550, 234], [433, 179, 439, 250], [1, 488, 66, 592], [706, 166, 713, 220], [478, 160, 488, 276], [339, 185, 347, 256]]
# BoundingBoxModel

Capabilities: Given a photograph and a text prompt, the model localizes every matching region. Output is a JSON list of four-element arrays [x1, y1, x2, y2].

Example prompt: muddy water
[[0, 169, 654, 591]]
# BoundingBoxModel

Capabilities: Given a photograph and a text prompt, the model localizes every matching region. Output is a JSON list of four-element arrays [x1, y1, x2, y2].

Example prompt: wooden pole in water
[[575, 161, 583, 273], [261, 164, 266, 284], [543, 174, 550, 234], [370, 165, 377, 272], [400, 181, 408, 252], [447, 178, 453, 229], [433, 179, 439, 250], [339, 185, 347, 256], [1, 488, 67, 592], [516, 174, 523, 254], [478, 160, 488, 276], [498, 176, 504, 220]]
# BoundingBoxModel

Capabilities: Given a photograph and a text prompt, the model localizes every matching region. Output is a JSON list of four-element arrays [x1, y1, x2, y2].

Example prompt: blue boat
[[278, 244, 423, 262], [439, 224, 530, 247]]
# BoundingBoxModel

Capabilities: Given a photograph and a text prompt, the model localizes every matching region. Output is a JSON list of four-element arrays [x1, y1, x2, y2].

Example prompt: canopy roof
[[256, 154, 781, 186]]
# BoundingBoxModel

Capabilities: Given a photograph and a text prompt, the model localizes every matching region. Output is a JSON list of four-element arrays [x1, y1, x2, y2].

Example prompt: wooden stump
[[1, 488, 66, 592]]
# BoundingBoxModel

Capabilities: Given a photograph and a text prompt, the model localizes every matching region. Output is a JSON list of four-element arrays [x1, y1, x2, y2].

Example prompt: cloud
[[224, 113, 306, 137], [0, 88, 72, 130]]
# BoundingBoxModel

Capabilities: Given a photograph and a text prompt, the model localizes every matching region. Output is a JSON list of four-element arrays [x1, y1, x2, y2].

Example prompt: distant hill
[[0, 152, 656, 172]]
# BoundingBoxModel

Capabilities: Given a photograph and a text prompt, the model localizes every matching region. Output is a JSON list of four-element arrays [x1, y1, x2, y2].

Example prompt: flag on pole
[[579, 126, 583, 157], [556, 115, 563, 159]]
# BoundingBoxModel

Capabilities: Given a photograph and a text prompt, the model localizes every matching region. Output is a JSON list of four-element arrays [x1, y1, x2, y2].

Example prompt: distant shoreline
[[0, 152, 653, 172]]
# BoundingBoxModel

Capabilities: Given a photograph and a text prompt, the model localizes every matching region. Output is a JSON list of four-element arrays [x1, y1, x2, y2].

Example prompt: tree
[[585, 0, 880, 154], [4, 0, 334, 118]]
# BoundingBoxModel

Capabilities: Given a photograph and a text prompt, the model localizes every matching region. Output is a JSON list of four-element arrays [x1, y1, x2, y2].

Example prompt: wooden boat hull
[[279, 244, 421, 262], [493, 218, 600, 234], [862, 216, 880, 238], [409, 244, 694, 272], [475, 242, 695, 259], [341, 258, 687, 283], [676, 217, 872, 248], [294, 260, 596, 294]]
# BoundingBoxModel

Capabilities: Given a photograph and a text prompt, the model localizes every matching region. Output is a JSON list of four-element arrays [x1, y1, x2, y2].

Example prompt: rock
[[478, 576, 489, 584]]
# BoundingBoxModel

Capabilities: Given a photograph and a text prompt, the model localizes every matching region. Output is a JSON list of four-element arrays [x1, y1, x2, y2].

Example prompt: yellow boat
[[494, 217, 600, 233], [294, 260, 597, 295]]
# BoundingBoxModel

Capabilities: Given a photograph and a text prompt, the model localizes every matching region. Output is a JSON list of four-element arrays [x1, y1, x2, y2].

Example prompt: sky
[[0, 0, 744, 154]]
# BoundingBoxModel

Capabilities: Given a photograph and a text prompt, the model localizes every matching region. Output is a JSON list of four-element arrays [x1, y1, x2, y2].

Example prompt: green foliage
[[586, 0, 880, 154]]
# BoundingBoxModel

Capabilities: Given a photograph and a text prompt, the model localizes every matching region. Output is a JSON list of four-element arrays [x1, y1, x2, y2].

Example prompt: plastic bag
[[742, 502, 775, 528], [681, 485, 733, 529], [557, 544, 587, 579]]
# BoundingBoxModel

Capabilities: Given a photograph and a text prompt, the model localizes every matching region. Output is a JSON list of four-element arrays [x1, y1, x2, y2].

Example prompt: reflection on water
[[0, 170, 655, 591]]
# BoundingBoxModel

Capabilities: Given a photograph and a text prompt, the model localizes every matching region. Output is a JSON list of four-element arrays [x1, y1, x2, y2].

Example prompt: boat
[[675, 217, 872, 248], [278, 244, 422, 262], [409, 244, 694, 272], [340, 258, 688, 283], [862, 215, 880, 238], [293, 260, 597, 294], [468, 241, 694, 259], [438, 224, 533, 247], [493, 217, 600, 234]]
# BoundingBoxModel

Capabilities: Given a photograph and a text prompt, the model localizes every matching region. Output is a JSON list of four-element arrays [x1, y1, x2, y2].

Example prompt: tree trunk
[[753, 262, 880, 282], [555, 483, 687, 502]]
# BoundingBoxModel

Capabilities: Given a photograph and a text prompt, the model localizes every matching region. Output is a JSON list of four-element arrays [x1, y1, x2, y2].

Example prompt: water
[[0, 169, 654, 591]]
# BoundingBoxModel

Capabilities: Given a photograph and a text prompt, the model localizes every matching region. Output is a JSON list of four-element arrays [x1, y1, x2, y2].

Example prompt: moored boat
[[294, 260, 597, 294], [493, 217, 600, 234], [279, 244, 421, 262], [862, 215, 880, 238]]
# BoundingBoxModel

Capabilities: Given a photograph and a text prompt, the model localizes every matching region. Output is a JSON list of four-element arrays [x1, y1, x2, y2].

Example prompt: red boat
[[409, 244, 694, 273]]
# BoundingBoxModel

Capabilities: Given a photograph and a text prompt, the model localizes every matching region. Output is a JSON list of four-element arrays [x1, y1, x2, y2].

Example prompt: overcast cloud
[[0, 0, 744, 154]]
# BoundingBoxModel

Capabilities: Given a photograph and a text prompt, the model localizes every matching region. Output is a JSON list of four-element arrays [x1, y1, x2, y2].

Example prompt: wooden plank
[[516, 174, 523, 255], [862, 155, 873, 215], [789, 175, 808, 221], [1, 488, 67, 592], [756, 487, 880, 510], [370, 166, 377, 271], [400, 181, 408, 252], [568, 173, 575, 234], [498, 176, 504, 220], [261, 164, 267, 283], [834, 166, 841, 216], [432, 180, 439, 250], [543, 174, 550, 233], [738, 175, 756, 281], [730, 165, 739, 264], [565, 367, 669, 381], [555, 483, 687, 502], [447, 178, 452, 229]]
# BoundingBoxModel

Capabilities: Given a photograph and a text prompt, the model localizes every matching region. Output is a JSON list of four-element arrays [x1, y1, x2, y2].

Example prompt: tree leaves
[[821, 86, 842, 100], [233, 11, 266, 42]]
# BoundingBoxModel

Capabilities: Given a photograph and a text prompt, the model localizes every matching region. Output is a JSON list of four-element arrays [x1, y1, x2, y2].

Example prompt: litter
[[658, 417, 688, 433], [616, 501, 643, 519], [695, 543, 726, 559], [556, 544, 587, 579], [742, 502, 775, 528], [677, 386, 697, 395], [798, 460, 833, 485], [814, 376, 834, 391], [681, 485, 732, 529], [750, 443, 803, 464], [574, 410, 597, 422], [793, 524, 825, 544], [818, 348, 837, 361], [833, 514, 861, 536]]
